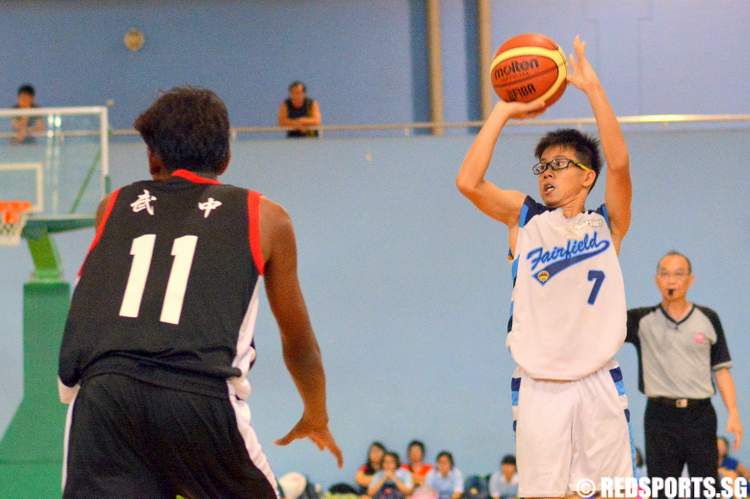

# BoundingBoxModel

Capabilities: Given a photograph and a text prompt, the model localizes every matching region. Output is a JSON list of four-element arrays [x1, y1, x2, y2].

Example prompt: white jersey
[[506, 197, 626, 380]]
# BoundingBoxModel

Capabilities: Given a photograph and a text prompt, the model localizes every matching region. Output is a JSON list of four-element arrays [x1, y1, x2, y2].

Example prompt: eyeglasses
[[657, 271, 690, 279], [532, 157, 592, 176]]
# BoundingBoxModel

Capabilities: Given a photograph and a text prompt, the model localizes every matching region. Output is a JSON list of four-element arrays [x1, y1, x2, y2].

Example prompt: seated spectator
[[424, 451, 464, 499], [11, 84, 44, 144], [355, 441, 386, 494], [277, 80, 321, 138], [718, 436, 749, 479], [367, 451, 413, 499], [402, 440, 432, 487], [489, 455, 518, 499]]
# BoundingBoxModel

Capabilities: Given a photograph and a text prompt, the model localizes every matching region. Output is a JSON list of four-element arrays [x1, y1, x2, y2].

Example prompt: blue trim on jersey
[[511, 377, 521, 406], [609, 367, 637, 476], [511, 377, 521, 391], [511, 377, 521, 433], [518, 202, 530, 229], [626, 409, 637, 477], [596, 203, 611, 229], [508, 301, 514, 323], [511, 257, 519, 282]]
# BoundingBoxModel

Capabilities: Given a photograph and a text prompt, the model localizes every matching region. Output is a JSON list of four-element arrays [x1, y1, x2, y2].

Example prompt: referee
[[627, 250, 743, 483]]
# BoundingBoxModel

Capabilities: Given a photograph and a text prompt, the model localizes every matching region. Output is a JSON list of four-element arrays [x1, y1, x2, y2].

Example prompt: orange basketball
[[491, 33, 567, 107]]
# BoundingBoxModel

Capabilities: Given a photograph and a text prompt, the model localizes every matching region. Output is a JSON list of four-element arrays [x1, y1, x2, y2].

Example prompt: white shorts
[[511, 359, 634, 497]]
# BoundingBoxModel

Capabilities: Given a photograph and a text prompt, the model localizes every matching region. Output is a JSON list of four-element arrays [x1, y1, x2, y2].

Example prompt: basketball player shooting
[[456, 36, 633, 498], [58, 87, 342, 499]]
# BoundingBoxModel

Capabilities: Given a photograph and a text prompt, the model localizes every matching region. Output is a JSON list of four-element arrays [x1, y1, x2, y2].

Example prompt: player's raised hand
[[276, 414, 344, 468], [567, 35, 601, 92], [495, 98, 546, 120]]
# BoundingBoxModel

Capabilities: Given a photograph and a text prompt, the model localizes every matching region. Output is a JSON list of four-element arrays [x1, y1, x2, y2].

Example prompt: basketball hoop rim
[[0, 200, 33, 246]]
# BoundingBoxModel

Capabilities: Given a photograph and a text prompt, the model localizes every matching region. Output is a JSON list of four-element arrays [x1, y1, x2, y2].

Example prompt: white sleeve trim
[[712, 361, 732, 371]]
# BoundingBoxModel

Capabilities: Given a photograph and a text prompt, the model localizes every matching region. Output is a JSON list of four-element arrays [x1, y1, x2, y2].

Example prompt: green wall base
[[0, 281, 70, 498]]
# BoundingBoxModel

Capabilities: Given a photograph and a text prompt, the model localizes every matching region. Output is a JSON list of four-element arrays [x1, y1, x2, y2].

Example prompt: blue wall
[[1, 1, 749, 129], [1, 127, 749, 487]]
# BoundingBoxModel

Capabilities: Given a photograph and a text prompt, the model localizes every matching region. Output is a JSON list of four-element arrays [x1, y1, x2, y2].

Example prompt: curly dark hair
[[134, 86, 230, 173], [534, 128, 602, 190]]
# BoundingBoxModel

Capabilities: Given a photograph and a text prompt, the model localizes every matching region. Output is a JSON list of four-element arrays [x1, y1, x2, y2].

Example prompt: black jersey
[[59, 169, 265, 398]]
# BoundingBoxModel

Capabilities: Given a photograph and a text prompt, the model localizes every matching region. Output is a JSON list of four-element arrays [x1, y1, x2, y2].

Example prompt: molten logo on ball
[[493, 59, 540, 81]]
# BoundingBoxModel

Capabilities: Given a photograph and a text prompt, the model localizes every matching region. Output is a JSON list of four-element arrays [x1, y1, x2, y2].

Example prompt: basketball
[[491, 33, 567, 107]]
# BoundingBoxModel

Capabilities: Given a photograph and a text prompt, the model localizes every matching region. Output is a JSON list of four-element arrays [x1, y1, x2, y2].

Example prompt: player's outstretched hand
[[567, 35, 601, 93], [495, 98, 546, 120], [276, 414, 344, 468]]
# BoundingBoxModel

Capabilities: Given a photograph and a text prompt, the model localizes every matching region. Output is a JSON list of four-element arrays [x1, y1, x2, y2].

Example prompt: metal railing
[[2, 109, 749, 141], [129, 113, 750, 137]]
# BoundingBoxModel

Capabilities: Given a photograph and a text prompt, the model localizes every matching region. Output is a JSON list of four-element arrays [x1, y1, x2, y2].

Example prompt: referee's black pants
[[644, 399, 718, 492]]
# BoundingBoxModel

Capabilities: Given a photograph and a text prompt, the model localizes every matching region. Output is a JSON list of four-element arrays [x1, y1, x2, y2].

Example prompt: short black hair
[[534, 128, 602, 190], [365, 441, 386, 472], [657, 250, 692, 274], [134, 86, 230, 173], [407, 440, 425, 455], [384, 451, 401, 468], [17, 84, 35, 97], [500, 454, 516, 466], [436, 450, 454, 467], [288, 80, 306, 92]]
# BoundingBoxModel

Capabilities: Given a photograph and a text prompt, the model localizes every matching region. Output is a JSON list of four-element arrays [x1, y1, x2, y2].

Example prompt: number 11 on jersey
[[119, 234, 198, 325]]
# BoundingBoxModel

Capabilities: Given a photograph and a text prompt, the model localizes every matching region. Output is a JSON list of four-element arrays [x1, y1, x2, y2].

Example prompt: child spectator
[[489, 455, 518, 499], [367, 451, 413, 499], [402, 440, 432, 487], [355, 441, 386, 494], [424, 451, 464, 499]]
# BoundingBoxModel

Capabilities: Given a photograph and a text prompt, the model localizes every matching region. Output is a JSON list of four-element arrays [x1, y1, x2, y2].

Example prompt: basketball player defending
[[58, 87, 342, 498], [457, 37, 633, 498]]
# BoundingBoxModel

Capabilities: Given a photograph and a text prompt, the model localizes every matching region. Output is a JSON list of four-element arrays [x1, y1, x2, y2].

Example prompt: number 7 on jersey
[[587, 270, 606, 305]]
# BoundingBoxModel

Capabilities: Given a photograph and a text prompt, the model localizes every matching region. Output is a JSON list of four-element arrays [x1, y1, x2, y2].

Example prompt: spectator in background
[[11, 84, 44, 144], [277, 81, 321, 138], [367, 451, 413, 499], [355, 441, 386, 494], [488, 455, 518, 499], [402, 440, 432, 487], [718, 436, 750, 479], [424, 451, 463, 499]]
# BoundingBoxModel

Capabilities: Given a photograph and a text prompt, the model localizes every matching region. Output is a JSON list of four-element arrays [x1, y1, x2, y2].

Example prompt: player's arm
[[456, 99, 544, 227], [715, 367, 743, 451], [259, 197, 343, 468], [58, 193, 114, 403], [94, 194, 112, 229], [294, 100, 322, 127], [31, 117, 44, 134], [277, 102, 300, 129], [567, 35, 631, 252]]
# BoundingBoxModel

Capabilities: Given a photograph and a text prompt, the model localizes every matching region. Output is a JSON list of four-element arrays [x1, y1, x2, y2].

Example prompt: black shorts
[[644, 398, 718, 482], [63, 374, 277, 499]]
